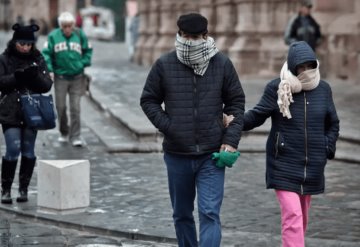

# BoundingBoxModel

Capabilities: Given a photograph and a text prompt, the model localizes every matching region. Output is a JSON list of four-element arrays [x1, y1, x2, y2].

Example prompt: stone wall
[[1, 0, 78, 33], [134, 0, 360, 82]]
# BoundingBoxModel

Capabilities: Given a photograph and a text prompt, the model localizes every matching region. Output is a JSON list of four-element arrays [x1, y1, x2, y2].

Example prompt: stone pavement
[[0, 32, 359, 246]]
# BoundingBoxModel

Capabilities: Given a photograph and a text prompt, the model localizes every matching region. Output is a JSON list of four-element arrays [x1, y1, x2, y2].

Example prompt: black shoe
[[1, 190, 12, 204], [16, 189, 28, 202]]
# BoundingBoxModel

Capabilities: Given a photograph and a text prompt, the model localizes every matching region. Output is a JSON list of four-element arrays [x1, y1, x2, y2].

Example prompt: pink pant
[[276, 190, 312, 247]]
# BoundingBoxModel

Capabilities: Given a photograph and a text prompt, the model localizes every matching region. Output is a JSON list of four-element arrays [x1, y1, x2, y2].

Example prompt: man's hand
[[220, 144, 236, 152]]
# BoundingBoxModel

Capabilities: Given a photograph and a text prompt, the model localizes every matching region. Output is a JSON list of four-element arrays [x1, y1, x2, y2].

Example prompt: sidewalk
[[0, 34, 359, 246]]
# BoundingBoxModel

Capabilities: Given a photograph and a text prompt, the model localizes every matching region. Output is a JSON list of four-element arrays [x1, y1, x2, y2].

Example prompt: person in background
[[42, 12, 93, 147], [140, 13, 245, 247], [128, 13, 140, 61], [16, 15, 25, 26], [284, 0, 322, 51], [0, 23, 53, 203], [241, 41, 339, 247]]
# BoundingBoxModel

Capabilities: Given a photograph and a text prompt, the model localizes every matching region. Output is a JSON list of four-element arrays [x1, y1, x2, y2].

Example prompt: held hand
[[23, 64, 39, 78], [223, 114, 234, 128], [212, 147, 241, 168], [220, 144, 237, 152], [14, 68, 26, 83], [14, 64, 39, 84]]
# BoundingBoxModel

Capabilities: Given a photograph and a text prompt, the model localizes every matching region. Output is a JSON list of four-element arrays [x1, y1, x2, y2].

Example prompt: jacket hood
[[287, 41, 317, 75]]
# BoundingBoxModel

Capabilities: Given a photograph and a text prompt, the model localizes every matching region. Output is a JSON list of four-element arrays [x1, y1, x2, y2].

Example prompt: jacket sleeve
[[312, 16, 322, 46], [243, 81, 277, 131], [79, 29, 93, 67], [222, 58, 245, 148], [284, 15, 297, 45], [0, 55, 20, 93], [41, 35, 55, 72], [325, 86, 340, 159], [140, 59, 170, 133]]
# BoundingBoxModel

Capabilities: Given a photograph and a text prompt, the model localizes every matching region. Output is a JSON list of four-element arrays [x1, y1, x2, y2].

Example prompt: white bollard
[[37, 160, 90, 214]]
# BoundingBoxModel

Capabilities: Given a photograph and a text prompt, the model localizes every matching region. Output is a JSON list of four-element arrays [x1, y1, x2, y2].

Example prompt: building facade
[[1, 0, 91, 34], [134, 0, 360, 81]]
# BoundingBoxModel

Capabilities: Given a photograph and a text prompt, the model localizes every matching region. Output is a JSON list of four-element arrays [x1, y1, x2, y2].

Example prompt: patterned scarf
[[277, 61, 320, 119], [175, 33, 218, 76]]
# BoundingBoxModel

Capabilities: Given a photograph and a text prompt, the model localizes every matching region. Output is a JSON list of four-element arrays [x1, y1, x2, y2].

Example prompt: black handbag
[[20, 93, 57, 130]]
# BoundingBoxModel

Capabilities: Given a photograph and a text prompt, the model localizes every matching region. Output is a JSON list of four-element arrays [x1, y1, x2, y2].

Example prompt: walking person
[[42, 12, 93, 147], [284, 0, 322, 51], [140, 13, 245, 247], [0, 23, 53, 203], [241, 41, 339, 246], [128, 13, 140, 61]]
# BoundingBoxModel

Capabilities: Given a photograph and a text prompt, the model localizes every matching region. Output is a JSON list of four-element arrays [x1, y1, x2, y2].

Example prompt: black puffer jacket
[[0, 43, 53, 127], [141, 51, 245, 155], [284, 14, 321, 51], [243, 42, 339, 195]]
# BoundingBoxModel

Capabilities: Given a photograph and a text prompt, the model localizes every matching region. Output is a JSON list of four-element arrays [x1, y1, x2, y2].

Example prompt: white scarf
[[175, 33, 218, 76], [277, 61, 320, 119]]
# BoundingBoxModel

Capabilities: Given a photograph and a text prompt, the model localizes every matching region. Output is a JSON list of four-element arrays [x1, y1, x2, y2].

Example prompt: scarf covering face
[[277, 61, 320, 119], [175, 33, 218, 76]]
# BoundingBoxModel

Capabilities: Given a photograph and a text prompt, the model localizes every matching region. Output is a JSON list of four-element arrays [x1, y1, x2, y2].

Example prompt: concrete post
[[37, 160, 90, 214]]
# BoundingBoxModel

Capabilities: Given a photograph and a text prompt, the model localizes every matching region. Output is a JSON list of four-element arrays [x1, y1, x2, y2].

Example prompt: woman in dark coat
[[0, 23, 53, 203], [242, 41, 339, 246]]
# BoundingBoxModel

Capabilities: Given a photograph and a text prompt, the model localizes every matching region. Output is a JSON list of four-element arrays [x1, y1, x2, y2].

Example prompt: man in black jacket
[[140, 13, 245, 247], [284, 0, 322, 51]]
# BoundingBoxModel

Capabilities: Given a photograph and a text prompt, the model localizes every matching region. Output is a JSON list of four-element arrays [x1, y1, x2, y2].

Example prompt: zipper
[[302, 92, 308, 195], [0, 94, 7, 105], [193, 76, 200, 152], [275, 132, 280, 158]]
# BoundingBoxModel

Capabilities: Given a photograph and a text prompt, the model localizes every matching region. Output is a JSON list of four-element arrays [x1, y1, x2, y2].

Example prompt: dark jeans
[[164, 152, 225, 247], [3, 127, 37, 161]]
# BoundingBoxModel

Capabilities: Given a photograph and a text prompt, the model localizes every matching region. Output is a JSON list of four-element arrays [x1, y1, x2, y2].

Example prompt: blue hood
[[287, 41, 317, 75]]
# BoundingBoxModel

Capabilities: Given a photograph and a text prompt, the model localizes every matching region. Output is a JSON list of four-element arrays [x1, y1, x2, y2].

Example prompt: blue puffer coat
[[243, 42, 340, 195]]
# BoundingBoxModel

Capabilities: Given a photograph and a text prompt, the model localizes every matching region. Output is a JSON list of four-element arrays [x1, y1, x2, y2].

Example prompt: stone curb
[[0, 205, 177, 244]]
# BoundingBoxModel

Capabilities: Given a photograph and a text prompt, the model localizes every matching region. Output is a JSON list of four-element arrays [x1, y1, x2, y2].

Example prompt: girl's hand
[[223, 113, 234, 128]]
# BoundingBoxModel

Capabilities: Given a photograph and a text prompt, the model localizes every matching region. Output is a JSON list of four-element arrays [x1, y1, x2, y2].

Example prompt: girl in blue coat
[[242, 41, 339, 246]]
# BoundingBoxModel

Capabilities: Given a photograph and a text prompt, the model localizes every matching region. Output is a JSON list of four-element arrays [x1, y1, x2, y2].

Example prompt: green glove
[[211, 151, 240, 168]]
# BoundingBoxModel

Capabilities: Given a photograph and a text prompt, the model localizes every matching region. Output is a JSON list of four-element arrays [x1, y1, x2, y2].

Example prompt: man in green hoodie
[[42, 11, 93, 147]]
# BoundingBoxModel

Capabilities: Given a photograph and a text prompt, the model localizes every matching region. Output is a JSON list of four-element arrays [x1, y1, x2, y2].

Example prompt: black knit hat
[[177, 13, 208, 35], [287, 41, 317, 75], [12, 23, 39, 43]]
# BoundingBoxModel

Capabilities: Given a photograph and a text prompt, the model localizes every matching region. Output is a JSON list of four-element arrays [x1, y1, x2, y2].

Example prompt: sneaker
[[58, 135, 68, 143], [72, 138, 84, 147]]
